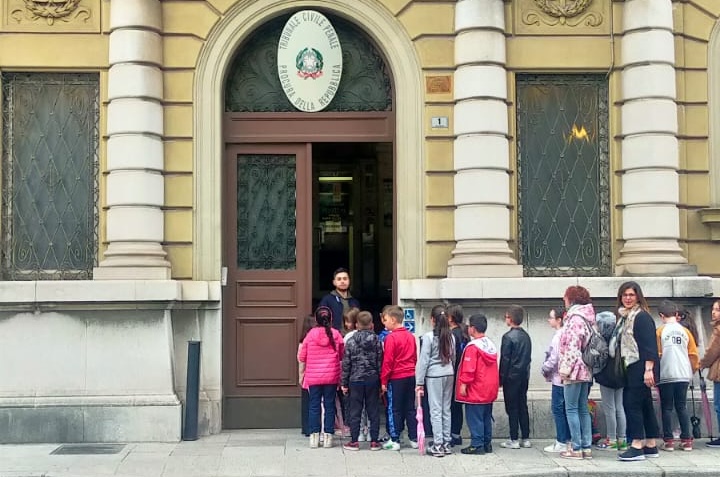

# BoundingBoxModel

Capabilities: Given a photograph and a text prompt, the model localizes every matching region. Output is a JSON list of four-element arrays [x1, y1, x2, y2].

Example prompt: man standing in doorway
[[319, 267, 360, 331]]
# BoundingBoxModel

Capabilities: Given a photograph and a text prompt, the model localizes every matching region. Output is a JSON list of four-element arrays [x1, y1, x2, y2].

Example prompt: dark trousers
[[503, 377, 530, 440], [465, 403, 493, 447], [451, 374, 463, 437], [301, 388, 310, 436], [348, 382, 381, 442], [309, 384, 337, 434], [623, 385, 660, 441], [387, 376, 418, 441], [658, 381, 691, 440]]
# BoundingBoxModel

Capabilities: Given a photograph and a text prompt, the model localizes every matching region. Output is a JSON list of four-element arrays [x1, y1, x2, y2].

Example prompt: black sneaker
[[707, 438, 720, 448], [618, 446, 646, 461], [643, 446, 659, 458], [461, 445, 485, 455], [451, 436, 463, 446], [484, 443, 493, 453]]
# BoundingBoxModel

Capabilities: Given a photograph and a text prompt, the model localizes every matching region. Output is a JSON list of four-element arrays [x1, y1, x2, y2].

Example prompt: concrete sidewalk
[[2, 430, 720, 477]]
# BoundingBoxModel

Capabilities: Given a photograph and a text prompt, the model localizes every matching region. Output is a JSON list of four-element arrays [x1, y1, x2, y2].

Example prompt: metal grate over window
[[516, 74, 611, 277], [236, 154, 297, 270], [1, 73, 99, 280]]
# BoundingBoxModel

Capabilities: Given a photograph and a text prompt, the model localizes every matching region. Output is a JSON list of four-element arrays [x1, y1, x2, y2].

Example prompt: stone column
[[95, 0, 171, 279], [616, 0, 695, 275], [447, 0, 522, 278]]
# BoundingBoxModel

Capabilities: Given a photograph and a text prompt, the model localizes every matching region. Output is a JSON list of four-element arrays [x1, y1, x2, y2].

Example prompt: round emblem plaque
[[277, 10, 343, 112]]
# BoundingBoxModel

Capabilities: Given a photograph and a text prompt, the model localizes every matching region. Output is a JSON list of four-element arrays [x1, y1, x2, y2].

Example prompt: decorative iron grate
[[1, 73, 99, 280], [225, 14, 393, 112], [516, 74, 611, 277], [237, 154, 297, 270]]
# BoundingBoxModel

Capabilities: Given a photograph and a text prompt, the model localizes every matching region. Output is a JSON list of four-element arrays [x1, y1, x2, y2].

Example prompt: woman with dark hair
[[558, 286, 595, 460], [615, 281, 661, 461], [699, 300, 720, 448]]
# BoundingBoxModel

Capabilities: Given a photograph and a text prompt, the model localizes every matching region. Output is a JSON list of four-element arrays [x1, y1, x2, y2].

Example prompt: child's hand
[[381, 384, 387, 394], [341, 386, 348, 395], [459, 384, 467, 397]]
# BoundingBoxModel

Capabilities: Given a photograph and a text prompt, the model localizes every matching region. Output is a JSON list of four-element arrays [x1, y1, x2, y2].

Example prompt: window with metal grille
[[1, 73, 99, 280], [516, 74, 611, 277]]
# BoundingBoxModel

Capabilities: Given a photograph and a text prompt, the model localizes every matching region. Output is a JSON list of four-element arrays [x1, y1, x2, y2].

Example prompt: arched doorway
[[221, 11, 395, 428]]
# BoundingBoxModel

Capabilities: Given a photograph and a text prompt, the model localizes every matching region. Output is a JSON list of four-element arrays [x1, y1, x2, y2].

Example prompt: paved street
[[1, 429, 720, 477]]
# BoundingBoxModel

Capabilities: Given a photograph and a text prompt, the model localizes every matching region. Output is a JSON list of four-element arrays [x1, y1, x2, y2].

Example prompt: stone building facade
[[1, 0, 720, 442]]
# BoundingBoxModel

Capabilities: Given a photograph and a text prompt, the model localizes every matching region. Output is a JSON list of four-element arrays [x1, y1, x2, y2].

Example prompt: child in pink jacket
[[298, 306, 345, 448]]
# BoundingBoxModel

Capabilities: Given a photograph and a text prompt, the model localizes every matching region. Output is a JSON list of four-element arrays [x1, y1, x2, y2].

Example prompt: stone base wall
[[0, 280, 221, 443]]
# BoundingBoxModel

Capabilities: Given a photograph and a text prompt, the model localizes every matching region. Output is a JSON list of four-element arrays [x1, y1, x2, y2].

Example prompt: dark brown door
[[223, 143, 311, 428]]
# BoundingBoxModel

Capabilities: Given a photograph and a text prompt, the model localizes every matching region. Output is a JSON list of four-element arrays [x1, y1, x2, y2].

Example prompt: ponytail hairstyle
[[447, 303, 470, 344], [315, 306, 336, 351], [678, 307, 700, 344], [431, 304, 453, 365]]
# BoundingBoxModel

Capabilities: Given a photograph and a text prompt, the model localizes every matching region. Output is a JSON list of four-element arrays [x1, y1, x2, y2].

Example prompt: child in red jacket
[[380, 305, 418, 450], [456, 314, 499, 455]]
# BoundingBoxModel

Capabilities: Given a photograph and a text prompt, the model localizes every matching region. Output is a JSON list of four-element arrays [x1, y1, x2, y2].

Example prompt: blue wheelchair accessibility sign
[[403, 308, 415, 333]]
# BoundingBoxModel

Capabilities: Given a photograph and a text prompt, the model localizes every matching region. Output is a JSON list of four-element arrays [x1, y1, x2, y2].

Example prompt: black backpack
[[581, 318, 609, 375]]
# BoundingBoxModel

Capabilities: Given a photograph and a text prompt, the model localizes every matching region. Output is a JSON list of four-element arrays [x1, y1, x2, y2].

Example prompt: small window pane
[[2, 73, 99, 279]]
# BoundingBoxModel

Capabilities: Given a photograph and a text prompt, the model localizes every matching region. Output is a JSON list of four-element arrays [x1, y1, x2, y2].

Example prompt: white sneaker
[[544, 441, 567, 453], [309, 432, 319, 448], [521, 439, 532, 448], [358, 432, 368, 442], [500, 439, 520, 449], [382, 439, 400, 451], [323, 433, 333, 448], [409, 439, 419, 449]]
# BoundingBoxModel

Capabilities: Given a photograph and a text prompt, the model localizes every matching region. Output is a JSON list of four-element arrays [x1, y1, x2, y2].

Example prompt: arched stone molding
[[193, 0, 424, 282]]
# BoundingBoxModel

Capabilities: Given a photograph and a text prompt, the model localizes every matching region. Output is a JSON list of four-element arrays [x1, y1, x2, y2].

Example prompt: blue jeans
[[715, 381, 720, 433], [552, 384, 571, 443], [309, 384, 337, 434], [564, 381, 592, 451], [465, 403, 493, 447]]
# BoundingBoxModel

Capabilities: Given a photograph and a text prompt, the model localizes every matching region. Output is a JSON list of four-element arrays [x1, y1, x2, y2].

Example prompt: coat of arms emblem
[[295, 47, 324, 79]]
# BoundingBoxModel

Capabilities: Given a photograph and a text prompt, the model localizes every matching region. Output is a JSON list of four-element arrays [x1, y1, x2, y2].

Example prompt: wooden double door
[[222, 114, 393, 428]]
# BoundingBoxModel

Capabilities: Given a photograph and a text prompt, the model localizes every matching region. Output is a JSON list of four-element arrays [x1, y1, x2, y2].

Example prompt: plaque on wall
[[277, 10, 343, 112]]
